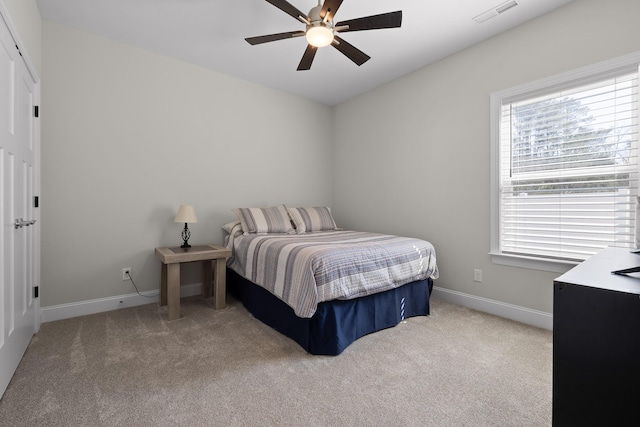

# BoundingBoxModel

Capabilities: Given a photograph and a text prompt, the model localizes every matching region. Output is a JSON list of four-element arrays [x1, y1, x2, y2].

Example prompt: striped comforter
[[228, 230, 439, 318]]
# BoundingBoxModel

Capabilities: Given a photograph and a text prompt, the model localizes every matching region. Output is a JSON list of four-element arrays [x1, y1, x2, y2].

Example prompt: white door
[[0, 12, 39, 399]]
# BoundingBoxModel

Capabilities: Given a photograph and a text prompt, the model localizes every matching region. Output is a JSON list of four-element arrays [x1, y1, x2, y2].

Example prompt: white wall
[[34, 0, 640, 317], [332, 0, 640, 314], [41, 21, 332, 307]]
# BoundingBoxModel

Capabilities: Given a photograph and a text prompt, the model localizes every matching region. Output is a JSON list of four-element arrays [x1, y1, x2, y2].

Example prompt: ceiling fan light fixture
[[306, 25, 334, 47]]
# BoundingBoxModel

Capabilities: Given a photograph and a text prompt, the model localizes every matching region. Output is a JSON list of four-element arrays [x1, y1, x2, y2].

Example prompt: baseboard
[[431, 286, 553, 330], [41, 283, 553, 329], [40, 283, 203, 323]]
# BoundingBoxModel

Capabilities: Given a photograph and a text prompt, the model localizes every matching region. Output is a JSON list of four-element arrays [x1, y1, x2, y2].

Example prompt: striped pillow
[[232, 205, 295, 235], [287, 207, 337, 233]]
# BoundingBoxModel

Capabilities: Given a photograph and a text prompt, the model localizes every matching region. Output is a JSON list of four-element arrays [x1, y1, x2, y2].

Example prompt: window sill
[[490, 252, 579, 274]]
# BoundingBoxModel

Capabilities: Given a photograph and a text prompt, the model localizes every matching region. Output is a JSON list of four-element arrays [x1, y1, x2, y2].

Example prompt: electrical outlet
[[473, 269, 483, 283], [122, 268, 132, 281]]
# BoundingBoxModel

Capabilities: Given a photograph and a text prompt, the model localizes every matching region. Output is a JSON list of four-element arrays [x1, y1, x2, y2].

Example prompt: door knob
[[14, 218, 36, 229]]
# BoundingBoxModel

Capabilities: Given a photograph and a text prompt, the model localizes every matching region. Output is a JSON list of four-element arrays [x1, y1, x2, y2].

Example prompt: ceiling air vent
[[473, 0, 519, 24]]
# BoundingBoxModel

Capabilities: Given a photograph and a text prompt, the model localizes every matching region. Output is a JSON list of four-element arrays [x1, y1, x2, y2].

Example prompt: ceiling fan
[[245, 0, 402, 70]]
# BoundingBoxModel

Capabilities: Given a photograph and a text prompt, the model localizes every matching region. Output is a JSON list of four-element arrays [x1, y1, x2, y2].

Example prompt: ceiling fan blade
[[332, 35, 370, 66], [335, 11, 402, 32], [297, 45, 318, 71], [266, 0, 309, 23], [245, 31, 305, 45], [320, 0, 344, 22]]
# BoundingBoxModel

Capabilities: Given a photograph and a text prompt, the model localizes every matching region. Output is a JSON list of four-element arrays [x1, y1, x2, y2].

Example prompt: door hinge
[[34, 286, 39, 298], [34, 196, 39, 208], [34, 105, 39, 118]]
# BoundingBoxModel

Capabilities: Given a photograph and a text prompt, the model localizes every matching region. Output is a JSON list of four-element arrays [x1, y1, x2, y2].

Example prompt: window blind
[[499, 70, 639, 261]]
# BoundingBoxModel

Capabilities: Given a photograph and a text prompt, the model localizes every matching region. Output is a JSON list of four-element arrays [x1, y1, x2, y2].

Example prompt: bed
[[224, 205, 439, 355]]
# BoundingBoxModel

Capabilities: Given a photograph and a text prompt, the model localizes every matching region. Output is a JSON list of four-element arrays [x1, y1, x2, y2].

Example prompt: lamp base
[[181, 223, 191, 249]]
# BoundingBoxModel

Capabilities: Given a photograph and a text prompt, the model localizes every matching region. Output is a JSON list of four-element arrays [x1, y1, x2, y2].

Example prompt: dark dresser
[[553, 247, 640, 425]]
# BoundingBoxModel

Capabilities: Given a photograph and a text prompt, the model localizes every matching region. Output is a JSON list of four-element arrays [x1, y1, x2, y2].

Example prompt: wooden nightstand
[[155, 244, 231, 321]]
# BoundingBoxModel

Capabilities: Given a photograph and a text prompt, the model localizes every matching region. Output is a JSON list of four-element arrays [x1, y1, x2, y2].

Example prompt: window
[[491, 54, 640, 272]]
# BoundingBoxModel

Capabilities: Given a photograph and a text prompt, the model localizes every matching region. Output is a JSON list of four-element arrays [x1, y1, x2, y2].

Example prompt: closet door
[[0, 11, 39, 399]]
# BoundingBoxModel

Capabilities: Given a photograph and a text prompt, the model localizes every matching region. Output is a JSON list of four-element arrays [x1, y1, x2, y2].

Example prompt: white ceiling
[[36, 0, 574, 105]]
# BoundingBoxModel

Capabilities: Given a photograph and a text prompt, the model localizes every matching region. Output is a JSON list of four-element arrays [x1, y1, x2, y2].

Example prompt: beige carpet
[[0, 296, 552, 426]]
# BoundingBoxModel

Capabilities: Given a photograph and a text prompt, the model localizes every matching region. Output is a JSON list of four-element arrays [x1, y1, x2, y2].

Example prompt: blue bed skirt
[[227, 269, 433, 356]]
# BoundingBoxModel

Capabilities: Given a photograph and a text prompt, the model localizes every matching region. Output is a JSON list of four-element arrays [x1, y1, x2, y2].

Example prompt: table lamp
[[174, 204, 198, 248]]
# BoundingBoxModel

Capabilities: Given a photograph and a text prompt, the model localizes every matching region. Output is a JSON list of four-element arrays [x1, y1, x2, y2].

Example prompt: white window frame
[[490, 51, 640, 273]]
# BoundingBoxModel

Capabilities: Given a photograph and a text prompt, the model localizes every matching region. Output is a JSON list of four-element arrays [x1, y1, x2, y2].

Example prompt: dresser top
[[555, 247, 640, 295]]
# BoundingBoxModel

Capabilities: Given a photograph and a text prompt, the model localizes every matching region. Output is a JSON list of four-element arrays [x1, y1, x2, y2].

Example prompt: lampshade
[[174, 205, 198, 223], [306, 25, 334, 47]]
